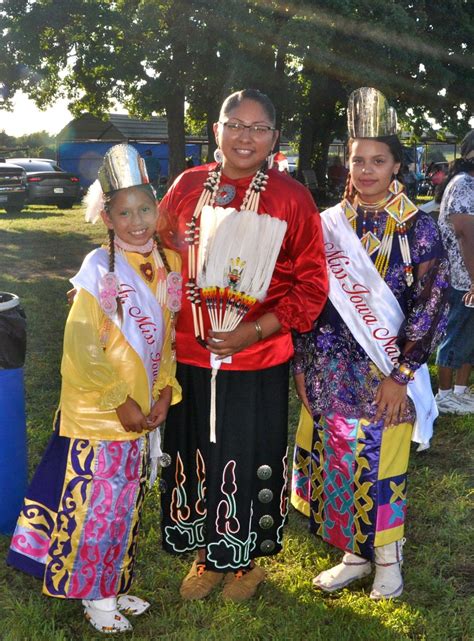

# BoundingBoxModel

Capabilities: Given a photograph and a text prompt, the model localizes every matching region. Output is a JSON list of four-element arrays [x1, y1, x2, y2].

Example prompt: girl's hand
[[462, 284, 474, 308], [206, 322, 259, 359], [373, 377, 408, 428], [67, 287, 77, 305], [294, 372, 311, 415], [116, 396, 148, 433], [146, 386, 172, 429]]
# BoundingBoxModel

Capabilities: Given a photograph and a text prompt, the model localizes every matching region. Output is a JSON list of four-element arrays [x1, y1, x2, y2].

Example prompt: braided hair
[[342, 171, 355, 204], [153, 232, 172, 274], [107, 228, 124, 321]]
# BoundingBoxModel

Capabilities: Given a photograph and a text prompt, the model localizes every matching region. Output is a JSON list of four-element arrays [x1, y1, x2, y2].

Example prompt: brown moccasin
[[222, 565, 267, 602], [179, 560, 224, 600]]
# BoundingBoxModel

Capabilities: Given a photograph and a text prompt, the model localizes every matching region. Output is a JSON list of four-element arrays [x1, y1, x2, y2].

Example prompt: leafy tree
[[0, 130, 56, 158], [283, 0, 473, 183], [0, 0, 199, 179], [0, 131, 17, 152], [1, 0, 472, 186]]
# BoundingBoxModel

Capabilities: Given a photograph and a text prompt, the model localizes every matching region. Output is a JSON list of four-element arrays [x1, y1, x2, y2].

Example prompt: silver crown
[[347, 87, 398, 138], [98, 144, 150, 194]]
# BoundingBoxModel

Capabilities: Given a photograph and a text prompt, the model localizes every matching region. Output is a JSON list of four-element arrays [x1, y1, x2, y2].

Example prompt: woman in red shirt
[[159, 89, 327, 602]]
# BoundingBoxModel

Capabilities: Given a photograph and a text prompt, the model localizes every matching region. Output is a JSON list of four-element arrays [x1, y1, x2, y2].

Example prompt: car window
[[9, 160, 57, 172]]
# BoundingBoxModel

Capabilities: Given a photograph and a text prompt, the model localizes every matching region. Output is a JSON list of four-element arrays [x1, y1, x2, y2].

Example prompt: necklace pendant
[[361, 231, 381, 256], [343, 200, 358, 223], [215, 184, 236, 206], [385, 192, 418, 224], [140, 261, 154, 282]]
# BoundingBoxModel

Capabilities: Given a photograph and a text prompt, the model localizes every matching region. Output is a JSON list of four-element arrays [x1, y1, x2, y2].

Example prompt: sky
[[0, 92, 74, 137], [1, 90, 471, 140]]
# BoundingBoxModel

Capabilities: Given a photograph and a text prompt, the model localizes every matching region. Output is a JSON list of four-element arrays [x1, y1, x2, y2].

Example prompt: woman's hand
[[206, 313, 282, 359], [294, 372, 311, 415], [116, 396, 149, 433], [373, 377, 408, 428], [146, 386, 172, 429], [206, 322, 259, 359]]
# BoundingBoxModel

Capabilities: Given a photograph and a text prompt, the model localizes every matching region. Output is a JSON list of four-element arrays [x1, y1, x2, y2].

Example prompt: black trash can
[[0, 292, 27, 534]]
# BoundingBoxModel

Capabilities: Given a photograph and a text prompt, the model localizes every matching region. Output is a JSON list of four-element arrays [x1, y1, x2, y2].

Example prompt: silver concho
[[257, 465, 272, 480], [259, 515, 274, 529], [214, 183, 236, 206], [158, 453, 172, 468], [258, 489, 273, 503], [260, 539, 276, 553]]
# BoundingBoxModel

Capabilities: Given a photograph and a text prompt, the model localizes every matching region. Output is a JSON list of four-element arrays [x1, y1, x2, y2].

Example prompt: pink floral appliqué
[[167, 271, 182, 313], [99, 272, 120, 315]]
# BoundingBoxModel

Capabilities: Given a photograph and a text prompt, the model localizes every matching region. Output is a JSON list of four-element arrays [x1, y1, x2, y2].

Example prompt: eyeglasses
[[220, 121, 276, 137]]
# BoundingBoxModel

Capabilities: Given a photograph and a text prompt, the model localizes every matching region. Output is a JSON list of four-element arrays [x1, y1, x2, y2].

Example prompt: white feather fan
[[197, 205, 287, 331]]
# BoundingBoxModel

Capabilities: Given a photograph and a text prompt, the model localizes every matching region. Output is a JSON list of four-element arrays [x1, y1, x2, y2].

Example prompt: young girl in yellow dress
[[7, 144, 181, 634]]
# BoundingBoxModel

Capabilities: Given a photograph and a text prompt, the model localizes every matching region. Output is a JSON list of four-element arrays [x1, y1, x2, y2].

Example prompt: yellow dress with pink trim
[[7, 247, 181, 600]]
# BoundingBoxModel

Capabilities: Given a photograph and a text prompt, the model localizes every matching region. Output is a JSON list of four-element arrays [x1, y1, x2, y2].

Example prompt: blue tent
[[56, 113, 204, 188]]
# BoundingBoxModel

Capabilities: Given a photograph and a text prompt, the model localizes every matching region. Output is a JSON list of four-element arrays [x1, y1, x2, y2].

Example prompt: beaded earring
[[214, 148, 224, 164], [389, 175, 403, 195]]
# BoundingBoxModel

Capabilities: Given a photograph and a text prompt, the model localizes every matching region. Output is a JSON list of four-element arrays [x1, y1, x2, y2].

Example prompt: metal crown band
[[98, 144, 150, 194], [347, 87, 398, 139]]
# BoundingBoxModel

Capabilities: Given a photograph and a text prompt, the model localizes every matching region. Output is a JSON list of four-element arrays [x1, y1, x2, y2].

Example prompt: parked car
[[8, 158, 81, 209], [0, 159, 27, 214]]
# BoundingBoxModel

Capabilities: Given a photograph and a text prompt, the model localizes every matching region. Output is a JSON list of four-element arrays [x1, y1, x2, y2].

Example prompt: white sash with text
[[321, 203, 438, 447], [71, 248, 164, 402]]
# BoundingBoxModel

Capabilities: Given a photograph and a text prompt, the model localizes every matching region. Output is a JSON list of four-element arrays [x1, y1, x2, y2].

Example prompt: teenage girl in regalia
[[291, 88, 450, 599], [7, 145, 182, 634]]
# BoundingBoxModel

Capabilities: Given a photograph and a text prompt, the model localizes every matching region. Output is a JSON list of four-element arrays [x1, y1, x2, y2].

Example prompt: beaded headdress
[[98, 144, 150, 194], [84, 144, 152, 223], [347, 87, 398, 139]]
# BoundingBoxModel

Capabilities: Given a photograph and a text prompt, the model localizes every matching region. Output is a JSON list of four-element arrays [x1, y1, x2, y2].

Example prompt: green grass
[[0, 206, 472, 641]]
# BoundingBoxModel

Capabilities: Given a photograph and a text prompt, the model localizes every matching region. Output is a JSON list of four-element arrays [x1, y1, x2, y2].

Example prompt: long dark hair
[[435, 157, 474, 203]]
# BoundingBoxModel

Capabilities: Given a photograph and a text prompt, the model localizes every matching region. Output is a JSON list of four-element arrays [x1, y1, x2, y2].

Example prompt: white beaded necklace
[[185, 162, 269, 343]]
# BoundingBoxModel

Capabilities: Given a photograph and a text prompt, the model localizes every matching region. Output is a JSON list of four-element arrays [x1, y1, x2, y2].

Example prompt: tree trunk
[[298, 71, 345, 186], [165, 88, 186, 184], [205, 98, 221, 163], [297, 66, 319, 178], [206, 118, 216, 163], [312, 113, 336, 187], [272, 44, 287, 150]]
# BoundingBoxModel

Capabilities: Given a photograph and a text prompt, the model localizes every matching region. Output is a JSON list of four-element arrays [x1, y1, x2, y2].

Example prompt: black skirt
[[161, 362, 290, 571]]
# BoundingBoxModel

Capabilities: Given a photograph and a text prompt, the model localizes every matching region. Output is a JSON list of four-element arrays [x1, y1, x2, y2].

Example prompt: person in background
[[327, 156, 348, 194], [7, 145, 181, 634], [435, 131, 474, 414], [401, 164, 418, 200], [273, 150, 290, 173]]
